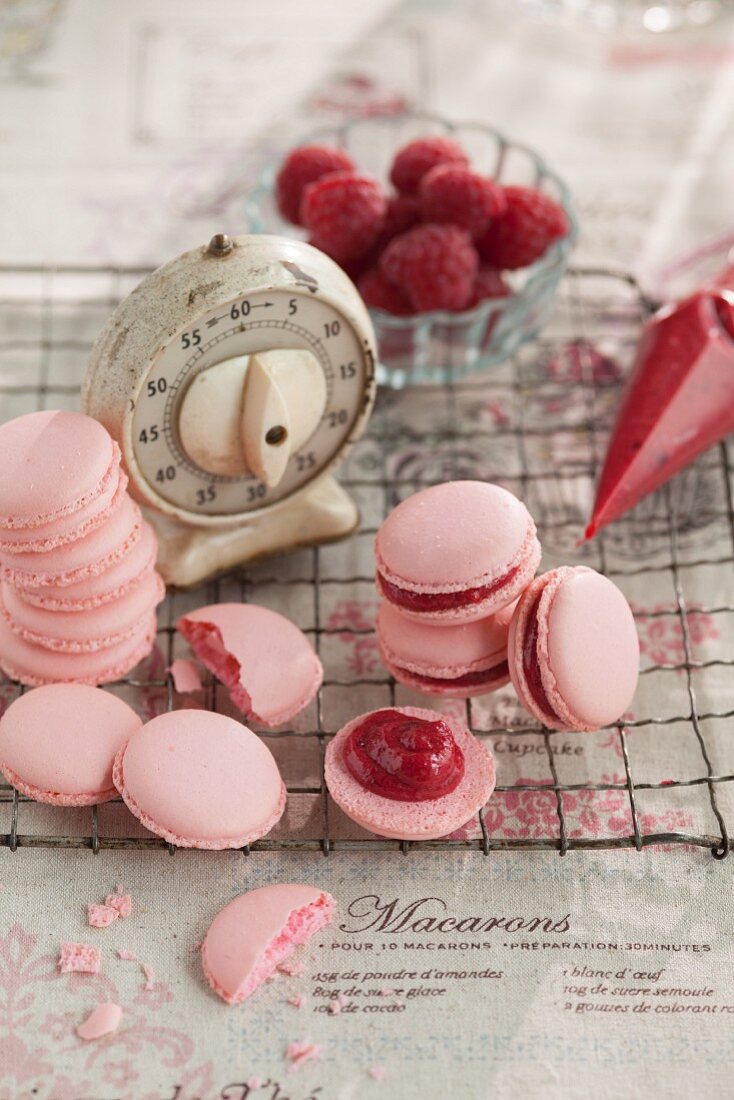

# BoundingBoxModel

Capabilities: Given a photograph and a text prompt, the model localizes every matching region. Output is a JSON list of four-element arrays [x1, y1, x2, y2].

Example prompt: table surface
[[2, 3, 734, 1099]]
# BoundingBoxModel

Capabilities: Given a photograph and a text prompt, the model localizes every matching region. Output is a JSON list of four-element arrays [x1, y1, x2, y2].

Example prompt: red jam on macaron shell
[[402, 661, 510, 693], [379, 563, 521, 614], [520, 590, 560, 723], [343, 708, 465, 802]]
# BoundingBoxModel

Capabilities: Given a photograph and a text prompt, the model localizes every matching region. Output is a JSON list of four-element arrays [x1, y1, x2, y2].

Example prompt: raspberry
[[275, 145, 354, 225], [301, 171, 386, 263], [357, 268, 413, 316], [380, 224, 478, 312], [419, 165, 505, 239], [381, 193, 422, 242], [389, 137, 469, 196], [468, 266, 511, 306], [476, 186, 569, 269]]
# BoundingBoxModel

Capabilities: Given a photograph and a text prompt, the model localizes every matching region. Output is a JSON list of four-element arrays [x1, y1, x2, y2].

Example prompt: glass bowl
[[244, 112, 577, 388]]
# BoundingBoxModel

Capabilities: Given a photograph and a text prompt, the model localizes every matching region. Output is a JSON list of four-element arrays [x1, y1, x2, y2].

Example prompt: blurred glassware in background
[[516, 0, 732, 32]]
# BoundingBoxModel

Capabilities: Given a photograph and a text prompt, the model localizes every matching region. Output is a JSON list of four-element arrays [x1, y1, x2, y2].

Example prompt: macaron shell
[[325, 706, 496, 841], [376, 481, 534, 591], [18, 521, 157, 611], [0, 684, 142, 805], [2, 571, 165, 652], [376, 600, 515, 678], [0, 494, 142, 588], [542, 569, 639, 731], [177, 603, 322, 727], [376, 526, 541, 624], [0, 463, 125, 553], [0, 411, 116, 528], [112, 710, 286, 849], [507, 572, 558, 728], [202, 885, 334, 1004], [0, 607, 157, 685], [382, 656, 511, 699]]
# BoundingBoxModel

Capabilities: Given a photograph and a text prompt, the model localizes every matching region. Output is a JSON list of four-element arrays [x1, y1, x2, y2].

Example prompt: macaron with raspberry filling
[[376, 600, 514, 698], [375, 481, 541, 624], [508, 566, 639, 732], [325, 705, 495, 840]]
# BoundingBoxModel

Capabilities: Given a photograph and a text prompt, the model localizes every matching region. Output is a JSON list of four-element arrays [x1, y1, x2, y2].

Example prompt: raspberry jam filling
[[379, 564, 521, 614], [344, 708, 465, 802], [522, 591, 562, 724], [398, 661, 509, 691]]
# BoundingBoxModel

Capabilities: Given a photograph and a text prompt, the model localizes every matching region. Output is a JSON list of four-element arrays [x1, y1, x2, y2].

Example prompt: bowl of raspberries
[[245, 113, 576, 386]]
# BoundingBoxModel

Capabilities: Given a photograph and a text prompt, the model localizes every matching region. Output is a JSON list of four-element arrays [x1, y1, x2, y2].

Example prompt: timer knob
[[178, 349, 327, 487]]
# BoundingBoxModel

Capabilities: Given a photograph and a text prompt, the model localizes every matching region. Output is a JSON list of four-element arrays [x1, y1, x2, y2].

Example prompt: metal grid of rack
[[0, 264, 731, 858]]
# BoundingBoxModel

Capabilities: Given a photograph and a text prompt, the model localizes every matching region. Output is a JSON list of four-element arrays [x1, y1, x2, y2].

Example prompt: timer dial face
[[130, 288, 369, 517]]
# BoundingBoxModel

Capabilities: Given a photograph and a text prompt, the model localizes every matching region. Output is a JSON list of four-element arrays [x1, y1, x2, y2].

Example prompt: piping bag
[[585, 262, 734, 540]]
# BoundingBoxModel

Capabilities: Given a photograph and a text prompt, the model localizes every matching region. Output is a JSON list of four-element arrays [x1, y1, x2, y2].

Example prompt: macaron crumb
[[141, 963, 156, 991], [105, 886, 132, 918], [368, 1066, 386, 1082], [277, 960, 304, 977], [117, 949, 137, 961], [87, 902, 119, 929], [285, 1039, 323, 1071], [58, 942, 100, 974], [245, 1078, 263, 1091], [76, 1002, 122, 1042], [168, 657, 203, 694], [287, 995, 304, 1008]]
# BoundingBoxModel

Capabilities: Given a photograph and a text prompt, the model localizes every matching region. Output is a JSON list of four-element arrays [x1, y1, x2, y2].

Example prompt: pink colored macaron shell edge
[[376, 600, 515, 679], [201, 884, 335, 1005], [324, 705, 496, 841], [0, 608, 158, 686]]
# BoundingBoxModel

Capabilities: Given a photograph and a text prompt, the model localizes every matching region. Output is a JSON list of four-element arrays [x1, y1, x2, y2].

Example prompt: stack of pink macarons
[[375, 480, 640, 733], [0, 410, 164, 686], [375, 481, 541, 700]]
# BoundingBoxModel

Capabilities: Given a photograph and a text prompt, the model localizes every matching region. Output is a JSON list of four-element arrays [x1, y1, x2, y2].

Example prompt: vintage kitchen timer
[[83, 234, 377, 586]]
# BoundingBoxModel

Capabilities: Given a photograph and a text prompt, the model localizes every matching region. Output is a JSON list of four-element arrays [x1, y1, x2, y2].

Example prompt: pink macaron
[[113, 710, 286, 849], [176, 603, 323, 727], [0, 410, 120, 530], [0, 605, 157, 685], [325, 705, 496, 840], [17, 521, 158, 611], [1, 571, 165, 653], [202, 884, 334, 1004], [0, 467, 127, 554], [377, 600, 514, 698], [0, 493, 142, 589], [0, 684, 142, 805], [375, 481, 541, 624], [508, 566, 639, 732]]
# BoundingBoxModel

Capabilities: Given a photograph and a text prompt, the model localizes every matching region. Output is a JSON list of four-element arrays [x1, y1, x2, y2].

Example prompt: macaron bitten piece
[[0, 684, 142, 805], [375, 481, 541, 624], [377, 600, 514, 697], [202, 884, 334, 1005], [113, 710, 286, 849], [325, 705, 495, 840], [177, 603, 322, 727], [508, 566, 639, 732]]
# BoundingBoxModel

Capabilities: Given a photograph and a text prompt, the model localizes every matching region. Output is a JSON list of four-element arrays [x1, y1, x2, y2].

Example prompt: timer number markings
[[131, 293, 365, 516]]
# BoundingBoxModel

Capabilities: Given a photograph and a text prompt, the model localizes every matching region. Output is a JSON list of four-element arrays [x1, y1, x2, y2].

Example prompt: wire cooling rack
[[0, 263, 732, 859]]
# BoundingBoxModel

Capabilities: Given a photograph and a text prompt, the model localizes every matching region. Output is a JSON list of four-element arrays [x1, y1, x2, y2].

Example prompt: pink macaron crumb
[[285, 1039, 323, 1071], [203, 892, 334, 1005], [87, 903, 119, 929], [117, 949, 137, 961], [288, 995, 304, 1008], [277, 960, 304, 977], [58, 942, 101, 974], [246, 1078, 263, 1090], [168, 658, 203, 694], [141, 963, 156, 991], [369, 1066, 386, 1081], [105, 887, 132, 918], [76, 1002, 122, 1042]]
